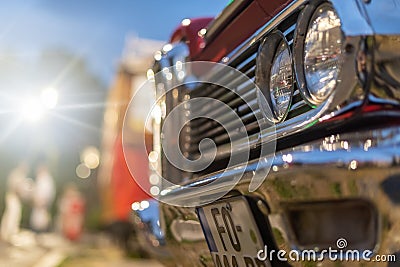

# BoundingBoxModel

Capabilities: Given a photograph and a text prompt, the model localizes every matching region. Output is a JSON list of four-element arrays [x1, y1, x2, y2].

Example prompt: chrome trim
[[293, 1, 345, 107], [154, 0, 393, 185], [158, 3, 369, 174], [152, 42, 191, 185], [212, 0, 370, 157], [149, 1, 400, 264], [157, 126, 400, 266], [224, 0, 307, 65], [132, 200, 169, 256], [206, 42, 365, 162], [256, 30, 294, 123], [223, 0, 371, 65], [369, 35, 400, 105], [161, 125, 400, 204], [191, 1, 369, 162]]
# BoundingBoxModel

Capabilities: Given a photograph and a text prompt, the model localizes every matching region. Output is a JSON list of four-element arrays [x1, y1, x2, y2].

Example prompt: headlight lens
[[303, 4, 343, 105], [270, 40, 293, 121]]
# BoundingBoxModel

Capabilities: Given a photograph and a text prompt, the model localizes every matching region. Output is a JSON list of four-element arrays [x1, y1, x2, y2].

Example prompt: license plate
[[197, 196, 271, 267]]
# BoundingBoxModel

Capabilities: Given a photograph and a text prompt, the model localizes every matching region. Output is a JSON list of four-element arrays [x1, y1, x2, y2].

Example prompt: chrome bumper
[[159, 125, 400, 266]]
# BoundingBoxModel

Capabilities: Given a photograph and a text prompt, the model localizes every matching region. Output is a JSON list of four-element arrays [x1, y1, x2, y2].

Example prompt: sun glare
[[20, 97, 45, 122]]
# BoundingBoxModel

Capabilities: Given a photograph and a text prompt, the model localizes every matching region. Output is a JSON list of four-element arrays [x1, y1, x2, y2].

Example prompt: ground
[[0, 230, 165, 267]]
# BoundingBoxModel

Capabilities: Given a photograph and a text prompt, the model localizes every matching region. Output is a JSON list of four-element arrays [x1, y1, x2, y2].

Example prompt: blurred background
[[0, 1, 227, 266]]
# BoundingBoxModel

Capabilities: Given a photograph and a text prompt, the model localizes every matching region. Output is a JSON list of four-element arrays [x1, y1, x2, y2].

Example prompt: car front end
[[141, 0, 400, 266]]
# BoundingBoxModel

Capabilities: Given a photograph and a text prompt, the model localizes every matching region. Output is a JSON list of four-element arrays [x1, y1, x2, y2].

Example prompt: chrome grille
[[188, 48, 259, 156], [179, 10, 311, 175]]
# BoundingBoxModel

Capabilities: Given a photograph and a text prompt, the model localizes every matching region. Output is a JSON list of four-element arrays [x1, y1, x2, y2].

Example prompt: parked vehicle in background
[[141, 0, 400, 266], [98, 37, 164, 255]]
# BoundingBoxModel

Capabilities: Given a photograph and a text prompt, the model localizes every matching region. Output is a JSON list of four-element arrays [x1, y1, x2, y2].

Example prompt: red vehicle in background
[[97, 51, 158, 253]]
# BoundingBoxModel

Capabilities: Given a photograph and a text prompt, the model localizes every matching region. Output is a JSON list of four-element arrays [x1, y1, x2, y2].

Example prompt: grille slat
[[190, 76, 257, 125], [177, 9, 311, 174], [189, 89, 257, 135], [189, 108, 261, 145], [191, 65, 256, 111]]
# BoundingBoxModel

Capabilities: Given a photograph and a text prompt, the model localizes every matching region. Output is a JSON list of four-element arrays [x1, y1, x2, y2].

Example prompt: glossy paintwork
[[194, 1, 268, 62], [169, 17, 213, 58], [169, 0, 294, 62]]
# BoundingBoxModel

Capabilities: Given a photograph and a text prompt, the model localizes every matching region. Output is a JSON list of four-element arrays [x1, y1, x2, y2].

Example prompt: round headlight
[[256, 32, 293, 123], [295, 3, 344, 106], [270, 39, 293, 121]]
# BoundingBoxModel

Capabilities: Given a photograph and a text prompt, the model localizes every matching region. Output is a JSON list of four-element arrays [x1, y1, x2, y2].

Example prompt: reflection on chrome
[[160, 126, 400, 205]]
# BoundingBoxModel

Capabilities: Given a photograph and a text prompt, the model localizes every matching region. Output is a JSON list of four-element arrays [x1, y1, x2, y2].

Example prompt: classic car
[[137, 0, 400, 266]]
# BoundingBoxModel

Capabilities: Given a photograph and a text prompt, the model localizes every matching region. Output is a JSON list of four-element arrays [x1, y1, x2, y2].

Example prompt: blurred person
[[30, 164, 56, 233], [58, 184, 85, 241], [0, 162, 30, 242]]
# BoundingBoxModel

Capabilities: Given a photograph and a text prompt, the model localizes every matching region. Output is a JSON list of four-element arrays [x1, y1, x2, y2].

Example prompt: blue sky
[[0, 0, 228, 84]]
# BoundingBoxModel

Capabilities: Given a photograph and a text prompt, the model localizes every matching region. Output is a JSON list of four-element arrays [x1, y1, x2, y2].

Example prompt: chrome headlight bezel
[[294, 1, 345, 107], [256, 31, 294, 123]]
